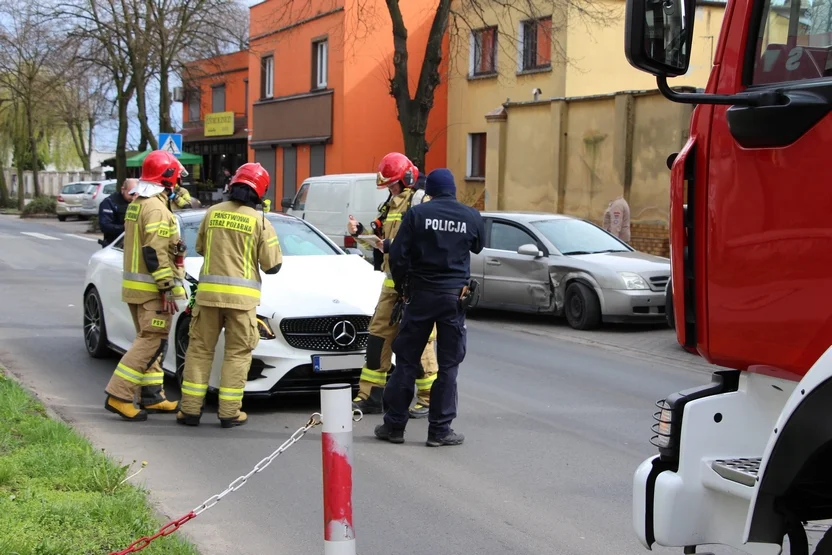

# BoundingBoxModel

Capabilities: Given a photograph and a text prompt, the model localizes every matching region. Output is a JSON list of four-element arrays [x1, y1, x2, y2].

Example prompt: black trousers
[[383, 288, 467, 437]]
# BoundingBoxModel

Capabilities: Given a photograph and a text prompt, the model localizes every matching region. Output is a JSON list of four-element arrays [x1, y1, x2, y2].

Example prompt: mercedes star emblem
[[331, 320, 357, 347]]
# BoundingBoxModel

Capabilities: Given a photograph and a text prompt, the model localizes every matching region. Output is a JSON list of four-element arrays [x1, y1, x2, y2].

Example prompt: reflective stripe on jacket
[[121, 193, 186, 304], [194, 200, 283, 311]]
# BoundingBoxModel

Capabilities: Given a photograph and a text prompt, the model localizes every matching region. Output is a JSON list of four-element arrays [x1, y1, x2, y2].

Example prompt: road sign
[[158, 133, 182, 157]]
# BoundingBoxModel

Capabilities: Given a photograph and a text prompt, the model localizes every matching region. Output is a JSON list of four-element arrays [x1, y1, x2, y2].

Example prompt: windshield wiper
[[562, 250, 592, 255], [592, 249, 629, 253]]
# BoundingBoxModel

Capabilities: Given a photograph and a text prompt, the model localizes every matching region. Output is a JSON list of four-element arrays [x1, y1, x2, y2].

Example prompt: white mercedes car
[[82, 208, 384, 398]]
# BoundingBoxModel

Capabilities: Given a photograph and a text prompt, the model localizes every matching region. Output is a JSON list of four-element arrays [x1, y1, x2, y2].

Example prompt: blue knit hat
[[425, 168, 456, 198]]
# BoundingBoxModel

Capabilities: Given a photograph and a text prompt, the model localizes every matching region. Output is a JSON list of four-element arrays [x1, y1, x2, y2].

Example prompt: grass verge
[[0, 370, 200, 555]]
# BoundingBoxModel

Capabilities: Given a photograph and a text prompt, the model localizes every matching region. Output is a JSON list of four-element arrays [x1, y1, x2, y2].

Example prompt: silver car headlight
[[618, 272, 649, 290]]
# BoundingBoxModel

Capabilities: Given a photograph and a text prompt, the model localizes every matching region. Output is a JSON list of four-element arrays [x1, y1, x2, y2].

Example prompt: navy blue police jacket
[[389, 194, 485, 294]]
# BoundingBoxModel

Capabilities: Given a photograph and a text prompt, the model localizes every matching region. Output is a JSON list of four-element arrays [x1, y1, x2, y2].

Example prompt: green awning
[[125, 150, 203, 167]]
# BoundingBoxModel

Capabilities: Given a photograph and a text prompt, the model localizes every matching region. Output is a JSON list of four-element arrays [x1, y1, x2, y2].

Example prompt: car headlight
[[257, 316, 276, 340], [618, 271, 649, 290]]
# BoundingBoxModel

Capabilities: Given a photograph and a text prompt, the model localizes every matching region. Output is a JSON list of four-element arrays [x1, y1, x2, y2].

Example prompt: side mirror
[[624, 0, 694, 78], [344, 248, 363, 256], [281, 197, 293, 210], [517, 244, 543, 258]]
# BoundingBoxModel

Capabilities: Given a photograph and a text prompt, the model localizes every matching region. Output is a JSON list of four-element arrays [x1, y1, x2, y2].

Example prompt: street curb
[[0, 356, 202, 554]]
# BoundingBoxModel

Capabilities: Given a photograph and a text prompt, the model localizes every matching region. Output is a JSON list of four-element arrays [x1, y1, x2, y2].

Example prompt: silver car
[[470, 212, 670, 330], [57, 181, 100, 221], [80, 180, 118, 217]]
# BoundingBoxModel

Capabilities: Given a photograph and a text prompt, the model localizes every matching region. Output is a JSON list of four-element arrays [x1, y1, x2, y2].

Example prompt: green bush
[[21, 196, 57, 216], [88, 215, 101, 233]]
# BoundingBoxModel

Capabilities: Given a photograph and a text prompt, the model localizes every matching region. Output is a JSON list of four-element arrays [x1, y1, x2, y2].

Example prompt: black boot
[[352, 387, 384, 414], [374, 422, 404, 444], [426, 429, 465, 447]]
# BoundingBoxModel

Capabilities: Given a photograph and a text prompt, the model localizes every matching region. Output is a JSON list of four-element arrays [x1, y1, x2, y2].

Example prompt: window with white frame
[[261, 55, 274, 99], [518, 16, 552, 72], [469, 26, 497, 76], [313, 39, 328, 89], [467, 133, 487, 179]]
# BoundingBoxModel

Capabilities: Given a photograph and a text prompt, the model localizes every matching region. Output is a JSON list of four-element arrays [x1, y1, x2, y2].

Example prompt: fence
[[476, 88, 693, 257], [3, 169, 108, 198]]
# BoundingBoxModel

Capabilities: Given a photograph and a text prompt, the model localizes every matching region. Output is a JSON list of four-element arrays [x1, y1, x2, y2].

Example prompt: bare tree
[[260, 0, 617, 172], [54, 64, 113, 171], [0, 0, 81, 197]]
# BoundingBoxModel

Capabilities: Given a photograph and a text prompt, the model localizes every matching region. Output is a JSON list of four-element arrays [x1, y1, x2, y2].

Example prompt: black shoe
[[426, 429, 464, 447], [176, 410, 201, 426], [409, 403, 429, 419], [353, 387, 384, 415], [374, 423, 404, 444]]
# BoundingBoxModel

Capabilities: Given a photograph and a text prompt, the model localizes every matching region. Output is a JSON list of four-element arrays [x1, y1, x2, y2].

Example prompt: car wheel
[[175, 314, 191, 388], [564, 282, 602, 330], [83, 287, 111, 358], [57, 215, 66, 222]]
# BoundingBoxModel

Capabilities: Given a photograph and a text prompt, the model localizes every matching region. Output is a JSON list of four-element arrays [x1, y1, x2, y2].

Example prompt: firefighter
[[347, 152, 438, 418], [170, 163, 201, 211], [176, 162, 283, 428], [103, 150, 187, 421]]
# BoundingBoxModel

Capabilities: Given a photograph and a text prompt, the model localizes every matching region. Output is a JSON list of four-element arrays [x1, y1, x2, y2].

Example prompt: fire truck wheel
[[564, 281, 601, 331]]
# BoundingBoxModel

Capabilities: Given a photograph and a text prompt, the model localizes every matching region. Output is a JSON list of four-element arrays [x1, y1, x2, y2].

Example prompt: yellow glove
[[263, 199, 271, 213]]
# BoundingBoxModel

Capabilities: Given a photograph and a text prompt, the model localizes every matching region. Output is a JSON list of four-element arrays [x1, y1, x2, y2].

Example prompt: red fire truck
[[624, 0, 832, 553]]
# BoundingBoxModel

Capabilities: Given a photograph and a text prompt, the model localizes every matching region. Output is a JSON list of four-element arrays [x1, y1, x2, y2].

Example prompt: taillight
[[92, 189, 99, 199], [344, 235, 356, 249], [57, 195, 64, 202]]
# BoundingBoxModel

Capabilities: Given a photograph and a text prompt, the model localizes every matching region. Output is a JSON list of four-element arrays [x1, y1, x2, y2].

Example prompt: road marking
[[63, 234, 100, 243], [20, 232, 60, 241]]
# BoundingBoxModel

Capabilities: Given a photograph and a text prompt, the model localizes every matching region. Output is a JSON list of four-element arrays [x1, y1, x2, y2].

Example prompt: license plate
[[312, 353, 366, 373]]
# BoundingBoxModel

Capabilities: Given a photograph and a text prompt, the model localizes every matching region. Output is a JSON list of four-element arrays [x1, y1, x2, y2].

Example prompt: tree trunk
[[134, 73, 157, 151], [0, 162, 8, 208], [116, 91, 132, 185], [158, 62, 172, 133], [16, 166, 24, 211], [25, 101, 40, 197]]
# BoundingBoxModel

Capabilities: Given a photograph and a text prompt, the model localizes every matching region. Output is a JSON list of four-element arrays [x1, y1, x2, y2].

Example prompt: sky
[[94, 0, 260, 154]]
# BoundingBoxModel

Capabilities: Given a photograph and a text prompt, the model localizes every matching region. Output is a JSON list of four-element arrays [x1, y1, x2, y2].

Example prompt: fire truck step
[[711, 457, 762, 487]]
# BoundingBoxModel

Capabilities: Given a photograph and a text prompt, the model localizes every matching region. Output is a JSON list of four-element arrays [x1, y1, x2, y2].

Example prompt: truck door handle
[[487, 258, 501, 266], [726, 90, 830, 149]]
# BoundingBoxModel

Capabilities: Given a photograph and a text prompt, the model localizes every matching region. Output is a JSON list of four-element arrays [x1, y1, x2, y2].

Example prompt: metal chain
[[109, 412, 323, 555]]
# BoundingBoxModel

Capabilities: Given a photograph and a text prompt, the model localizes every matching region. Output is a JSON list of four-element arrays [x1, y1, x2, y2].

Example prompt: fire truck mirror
[[624, 0, 695, 78]]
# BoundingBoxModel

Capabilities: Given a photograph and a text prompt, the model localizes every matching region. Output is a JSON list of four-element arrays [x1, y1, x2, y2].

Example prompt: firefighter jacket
[[194, 200, 283, 311], [171, 185, 193, 212], [377, 188, 415, 290], [121, 193, 187, 304]]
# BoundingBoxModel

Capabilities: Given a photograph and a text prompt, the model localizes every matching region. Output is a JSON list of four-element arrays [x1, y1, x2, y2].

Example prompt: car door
[[700, 0, 832, 372], [481, 218, 551, 311], [99, 235, 135, 348]]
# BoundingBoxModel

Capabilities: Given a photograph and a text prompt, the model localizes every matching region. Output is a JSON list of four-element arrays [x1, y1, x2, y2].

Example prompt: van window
[[292, 182, 310, 210]]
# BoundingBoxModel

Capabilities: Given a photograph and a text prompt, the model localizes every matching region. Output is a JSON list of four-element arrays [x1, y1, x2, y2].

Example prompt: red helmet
[[231, 162, 270, 200], [141, 150, 182, 188], [376, 152, 418, 190]]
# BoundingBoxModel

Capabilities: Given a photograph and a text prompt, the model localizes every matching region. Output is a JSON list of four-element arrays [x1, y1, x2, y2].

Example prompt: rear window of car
[[178, 213, 340, 257], [62, 183, 86, 194]]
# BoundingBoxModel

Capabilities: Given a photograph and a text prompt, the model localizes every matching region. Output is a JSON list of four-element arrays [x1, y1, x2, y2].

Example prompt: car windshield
[[530, 218, 631, 255], [179, 212, 340, 257]]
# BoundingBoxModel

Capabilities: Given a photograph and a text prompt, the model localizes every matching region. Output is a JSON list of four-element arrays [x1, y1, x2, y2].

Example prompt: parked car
[[282, 173, 390, 262], [57, 181, 101, 221], [82, 209, 384, 398], [469, 211, 671, 330], [80, 179, 118, 217]]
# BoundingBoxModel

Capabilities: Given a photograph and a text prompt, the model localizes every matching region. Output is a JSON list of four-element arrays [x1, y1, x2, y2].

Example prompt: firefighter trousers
[[358, 286, 438, 405], [179, 304, 259, 420], [105, 299, 172, 406]]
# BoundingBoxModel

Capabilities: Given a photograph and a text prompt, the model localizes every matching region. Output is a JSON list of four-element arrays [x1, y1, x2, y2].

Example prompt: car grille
[[279, 315, 371, 352], [649, 275, 669, 292]]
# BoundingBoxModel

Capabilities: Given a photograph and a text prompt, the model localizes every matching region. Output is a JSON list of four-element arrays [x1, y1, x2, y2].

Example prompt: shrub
[[21, 196, 57, 216], [88, 215, 101, 233]]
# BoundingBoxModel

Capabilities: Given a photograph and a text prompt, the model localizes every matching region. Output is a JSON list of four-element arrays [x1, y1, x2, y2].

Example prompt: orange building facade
[[246, 0, 448, 206], [180, 50, 250, 188]]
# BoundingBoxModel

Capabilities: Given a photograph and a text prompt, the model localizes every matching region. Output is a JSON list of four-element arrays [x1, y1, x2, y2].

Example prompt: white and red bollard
[[321, 383, 357, 555]]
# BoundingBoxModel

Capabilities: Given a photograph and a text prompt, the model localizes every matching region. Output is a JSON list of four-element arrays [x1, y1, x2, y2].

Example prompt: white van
[[281, 173, 390, 259]]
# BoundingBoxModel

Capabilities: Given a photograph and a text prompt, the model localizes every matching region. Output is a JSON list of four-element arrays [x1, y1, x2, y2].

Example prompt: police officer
[[374, 168, 484, 447], [177, 163, 283, 428], [98, 178, 137, 247], [347, 152, 438, 418], [103, 150, 188, 421]]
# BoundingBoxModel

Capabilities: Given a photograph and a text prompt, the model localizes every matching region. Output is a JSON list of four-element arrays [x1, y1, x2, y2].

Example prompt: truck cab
[[624, 0, 832, 552]]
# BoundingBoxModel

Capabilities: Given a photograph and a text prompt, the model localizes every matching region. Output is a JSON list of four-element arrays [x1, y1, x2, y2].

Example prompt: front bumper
[[601, 288, 666, 323]]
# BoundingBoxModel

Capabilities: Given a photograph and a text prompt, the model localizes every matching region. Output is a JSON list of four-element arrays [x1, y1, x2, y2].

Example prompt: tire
[[83, 287, 111, 358], [564, 281, 602, 330], [175, 314, 191, 388], [57, 215, 66, 222]]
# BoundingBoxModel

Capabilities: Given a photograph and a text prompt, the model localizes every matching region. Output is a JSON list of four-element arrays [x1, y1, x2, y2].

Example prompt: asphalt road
[[0, 214, 789, 555]]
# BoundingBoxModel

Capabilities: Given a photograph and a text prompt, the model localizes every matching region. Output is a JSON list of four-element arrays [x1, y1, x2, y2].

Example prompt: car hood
[[566, 250, 670, 273], [184, 255, 383, 319]]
